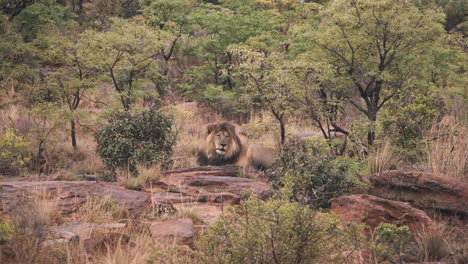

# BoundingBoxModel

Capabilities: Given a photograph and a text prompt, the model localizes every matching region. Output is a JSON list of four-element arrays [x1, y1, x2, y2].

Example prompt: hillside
[[0, 0, 467, 263]]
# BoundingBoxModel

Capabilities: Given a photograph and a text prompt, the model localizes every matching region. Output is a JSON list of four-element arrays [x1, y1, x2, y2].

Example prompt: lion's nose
[[221, 143, 227, 147]]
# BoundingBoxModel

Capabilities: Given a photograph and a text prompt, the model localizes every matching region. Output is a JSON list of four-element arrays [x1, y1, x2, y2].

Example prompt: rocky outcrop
[[147, 165, 271, 224], [370, 171, 468, 215], [331, 194, 434, 234], [150, 218, 195, 246], [0, 181, 150, 216]]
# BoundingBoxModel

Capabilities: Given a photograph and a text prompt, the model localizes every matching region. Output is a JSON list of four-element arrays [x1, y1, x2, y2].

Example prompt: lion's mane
[[197, 122, 276, 170]]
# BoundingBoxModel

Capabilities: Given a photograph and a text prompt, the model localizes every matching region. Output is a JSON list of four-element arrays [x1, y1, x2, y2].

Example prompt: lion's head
[[200, 122, 242, 165]]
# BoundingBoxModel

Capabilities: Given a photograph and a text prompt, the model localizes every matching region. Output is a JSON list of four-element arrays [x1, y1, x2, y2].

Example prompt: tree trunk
[[71, 119, 77, 149], [279, 118, 285, 145], [367, 108, 377, 146]]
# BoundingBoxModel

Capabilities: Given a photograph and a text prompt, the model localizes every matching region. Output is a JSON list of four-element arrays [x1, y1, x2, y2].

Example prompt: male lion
[[197, 122, 277, 170]]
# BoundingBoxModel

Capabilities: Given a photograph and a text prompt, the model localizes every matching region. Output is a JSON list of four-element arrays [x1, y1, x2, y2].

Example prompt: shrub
[[0, 222, 12, 242], [0, 128, 30, 175], [196, 196, 344, 263], [270, 138, 364, 208], [95, 107, 176, 177], [372, 223, 412, 263]]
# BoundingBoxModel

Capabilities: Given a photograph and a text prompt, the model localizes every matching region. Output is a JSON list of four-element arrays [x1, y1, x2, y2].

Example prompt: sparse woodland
[[0, 0, 467, 263]]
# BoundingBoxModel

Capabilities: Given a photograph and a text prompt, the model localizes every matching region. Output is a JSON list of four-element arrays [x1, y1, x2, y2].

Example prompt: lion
[[197, 122, 277, 170]]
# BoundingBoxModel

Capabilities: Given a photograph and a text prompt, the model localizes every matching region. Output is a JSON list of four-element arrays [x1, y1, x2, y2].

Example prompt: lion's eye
[[216, 134, 221, 138]]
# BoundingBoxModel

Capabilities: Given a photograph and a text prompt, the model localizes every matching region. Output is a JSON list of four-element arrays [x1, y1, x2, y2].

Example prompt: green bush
[[0, 222, 12, 242], [196, 196, 344, 263], [95, 107, 176, 177], [372, 223, 412, 262], [270, 137, 364, 208], [0, 128, 30, 175]]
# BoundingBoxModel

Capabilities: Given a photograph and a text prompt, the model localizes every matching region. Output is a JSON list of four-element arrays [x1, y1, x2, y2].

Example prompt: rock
[[83, 233, 131, 254], [164, 174, 271, 198], [0, 181, 150, 216], [331, 194, 434, 234], [150, 218, 195, 246], [50, 222, 127, 238], [173, 203, 224, 224], [370, 171, 468, 215], [42, 230, 80, 248]]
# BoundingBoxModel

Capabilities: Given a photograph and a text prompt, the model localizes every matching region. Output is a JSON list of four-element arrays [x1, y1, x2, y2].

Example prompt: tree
[[78, 18, 162, 110], [306, 0, 445, 145], [41, 28, 96, 149], [232, 48, 297, 145]]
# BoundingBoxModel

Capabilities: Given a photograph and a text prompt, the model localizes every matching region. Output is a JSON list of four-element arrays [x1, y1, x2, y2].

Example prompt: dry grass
[[169, 103, 222, 169], [71, 195, 127, 223], [412, 223, 454, 263], [368, 140, 401, 177], [426, 116, 467, 181], [92, 231, 152, 264]]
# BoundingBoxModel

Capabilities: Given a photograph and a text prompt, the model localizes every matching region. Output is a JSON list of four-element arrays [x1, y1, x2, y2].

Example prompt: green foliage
[[78, 19, 162, 110], [0, 128, 30, 175], [0, 222, 12, 242], [12, 1, 76, 42], [270, 137, 364, 208], [300, 0, 445, 145], [95, 107, 176, 176], [372, 223, 412, 262], [196, 196, 344, 263], [380, 87, 444, 161]]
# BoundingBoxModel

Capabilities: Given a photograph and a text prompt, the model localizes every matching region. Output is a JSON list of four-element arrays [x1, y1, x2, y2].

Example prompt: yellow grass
[[426, 116, 467, 181]]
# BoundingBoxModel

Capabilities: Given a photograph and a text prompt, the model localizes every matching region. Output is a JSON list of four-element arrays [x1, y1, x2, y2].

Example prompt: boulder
[[331, 194, 434, 234], [0, 181, 150, 216], [150, 218, 195, 246], [370, 171, 468, 215]]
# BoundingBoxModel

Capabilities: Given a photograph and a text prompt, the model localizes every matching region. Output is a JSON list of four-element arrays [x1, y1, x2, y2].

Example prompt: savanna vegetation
[[0, 0, 466, 263]]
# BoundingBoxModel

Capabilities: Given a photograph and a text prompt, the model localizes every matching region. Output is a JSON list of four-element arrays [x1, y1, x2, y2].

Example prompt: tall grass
[[426, 116, 467, 181], [368, 140, 401, 177]]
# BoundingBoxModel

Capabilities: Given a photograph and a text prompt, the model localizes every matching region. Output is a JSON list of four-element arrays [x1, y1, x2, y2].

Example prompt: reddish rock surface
[[370, 171, 468, 215], [0, 181, 150, 215], [150, 218, 195, 246], [331, 194, 434, 234]]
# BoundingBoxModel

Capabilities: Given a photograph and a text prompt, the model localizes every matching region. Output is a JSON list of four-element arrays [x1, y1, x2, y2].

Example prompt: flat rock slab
[[370, 170, 468, 215], [331, 194, 434, 234], [160, 165, 271, 199], [0, 181, 150, 216], [174, 203, 224, 225], [150, 218, 195, 246]]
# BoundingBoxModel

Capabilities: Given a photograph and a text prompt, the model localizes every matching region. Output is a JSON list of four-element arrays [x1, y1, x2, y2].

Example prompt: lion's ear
[[206, 124, 217, 135]]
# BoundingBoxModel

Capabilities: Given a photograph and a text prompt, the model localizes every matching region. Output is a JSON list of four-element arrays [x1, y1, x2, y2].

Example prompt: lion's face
[[204, 122, 241, 160], [213, 130, 231, 155]]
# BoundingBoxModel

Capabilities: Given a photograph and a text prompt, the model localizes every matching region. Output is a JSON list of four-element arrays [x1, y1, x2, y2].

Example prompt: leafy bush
[[0, 128, 30, 175], [372, 223, 412, 263], [95, 107, 176, 177], [270, 137, 364, 208], [0, 222, 12, 242], [196, 196, 345, 263]]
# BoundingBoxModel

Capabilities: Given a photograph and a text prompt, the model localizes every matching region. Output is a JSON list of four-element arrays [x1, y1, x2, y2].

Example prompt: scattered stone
[[150, 218, 195, 246], [370, 170, 468, 216], [331, 194, 434, 234]]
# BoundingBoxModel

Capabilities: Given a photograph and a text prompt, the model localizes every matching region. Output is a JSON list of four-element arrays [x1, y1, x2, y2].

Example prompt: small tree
[[78, 19, 162, 110], [95, 107, 176, 177], [307, 0, 445, 145]]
